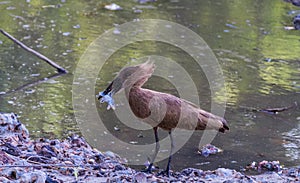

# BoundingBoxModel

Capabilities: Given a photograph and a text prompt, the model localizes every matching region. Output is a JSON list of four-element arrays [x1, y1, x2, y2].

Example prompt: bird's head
[[97, 60, 155, 110]]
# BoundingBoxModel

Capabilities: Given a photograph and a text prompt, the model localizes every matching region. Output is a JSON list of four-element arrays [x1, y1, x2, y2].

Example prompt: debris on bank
[[198, 144, 223, 157], [0, 112, 300, 182], [246, 160, 282, 172]]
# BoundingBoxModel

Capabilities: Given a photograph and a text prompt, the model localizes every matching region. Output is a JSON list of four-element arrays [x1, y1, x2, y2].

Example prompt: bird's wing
[[179, 97, 228, 132]]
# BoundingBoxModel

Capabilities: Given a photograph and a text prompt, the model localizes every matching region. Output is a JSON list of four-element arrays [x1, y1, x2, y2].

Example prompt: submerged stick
[[0, 29, 67, 73], [239, 102, 298, 114], [0, 72, 65, 96]]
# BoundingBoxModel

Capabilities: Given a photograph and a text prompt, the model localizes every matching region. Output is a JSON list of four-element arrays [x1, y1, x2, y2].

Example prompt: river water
[[0, 0, 300, 172]]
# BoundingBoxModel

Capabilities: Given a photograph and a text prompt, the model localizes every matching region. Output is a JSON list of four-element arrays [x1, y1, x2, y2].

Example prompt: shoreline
[[0, 113, 299, 182]]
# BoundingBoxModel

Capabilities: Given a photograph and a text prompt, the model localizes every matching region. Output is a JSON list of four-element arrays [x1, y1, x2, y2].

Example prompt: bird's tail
[[197, 108, 229, 133], [217, 118, 229, 133]]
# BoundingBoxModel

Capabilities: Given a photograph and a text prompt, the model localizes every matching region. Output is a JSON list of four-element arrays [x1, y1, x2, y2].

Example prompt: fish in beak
[[97, 82, 116, 110]]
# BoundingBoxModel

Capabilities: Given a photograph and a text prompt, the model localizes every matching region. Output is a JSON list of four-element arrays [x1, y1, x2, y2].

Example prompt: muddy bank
[[0, 112, 299, 183]]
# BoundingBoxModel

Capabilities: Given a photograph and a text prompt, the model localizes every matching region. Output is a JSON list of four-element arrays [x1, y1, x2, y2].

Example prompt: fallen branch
[[256, 102, 298, 114], [0, 29, 67, 73], [239, 102, 298, 114]]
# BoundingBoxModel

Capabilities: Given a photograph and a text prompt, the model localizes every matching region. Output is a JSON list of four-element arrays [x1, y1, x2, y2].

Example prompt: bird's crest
[[122, 59, 155, 89]]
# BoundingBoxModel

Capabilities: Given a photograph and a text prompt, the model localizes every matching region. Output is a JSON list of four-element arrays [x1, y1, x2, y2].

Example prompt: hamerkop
[[97, 61, 229, 176]]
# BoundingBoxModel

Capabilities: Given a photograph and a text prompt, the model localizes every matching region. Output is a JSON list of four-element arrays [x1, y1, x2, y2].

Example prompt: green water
[[0, 0, 300, 172]]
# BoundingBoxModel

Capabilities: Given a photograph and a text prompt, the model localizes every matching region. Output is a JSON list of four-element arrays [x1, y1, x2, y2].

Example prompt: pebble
[[134, 172, 147, 183], [88, 158, 95, 164], [113, 29, 121, 35], [73, 24, 80, 29], [62, 32, 71, 36], [104, 3, 122, 11]]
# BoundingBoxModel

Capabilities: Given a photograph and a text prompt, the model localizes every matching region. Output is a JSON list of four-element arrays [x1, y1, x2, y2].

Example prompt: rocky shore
[[0, 112, 299, 183]]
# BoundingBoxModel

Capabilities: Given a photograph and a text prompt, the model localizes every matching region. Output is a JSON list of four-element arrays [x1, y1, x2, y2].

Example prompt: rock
[[133, 172, 147, 183], [137, 0, 156, 4], [104, 3, 122, 11], [0, 151, 16, 164], [286, 167, 300, 177], [0, 177, 10, 182], [293, 14, 300, 30], [105, 151, 117, 158], [0, 113, 29, 140], [216, 168, 235, 177], [19, 170, 47, 183], [0, 168, 20, 179], [83, 177, 109, 183], [285, 0, 300, 6], [88, 158, 95, 164], [181, 168, 203, 177]]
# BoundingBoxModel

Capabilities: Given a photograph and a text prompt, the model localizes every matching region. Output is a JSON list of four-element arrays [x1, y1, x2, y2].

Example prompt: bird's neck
[[124, 85, 140, 99]]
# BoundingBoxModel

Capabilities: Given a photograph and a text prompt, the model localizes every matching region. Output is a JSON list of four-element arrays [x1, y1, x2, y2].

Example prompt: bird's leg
[[166, 130, 174, 175], [144, 127, 160, 173], [158, 130, 174, 177]]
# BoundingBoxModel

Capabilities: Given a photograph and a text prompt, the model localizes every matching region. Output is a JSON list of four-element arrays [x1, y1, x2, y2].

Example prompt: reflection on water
[[259, 60, 300, 94], [282, 121, 300, 161], [0, 0, 300, 172]]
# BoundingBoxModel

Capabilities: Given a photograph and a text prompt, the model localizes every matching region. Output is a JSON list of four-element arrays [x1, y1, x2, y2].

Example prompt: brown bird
[[97, 61, 229, 176]]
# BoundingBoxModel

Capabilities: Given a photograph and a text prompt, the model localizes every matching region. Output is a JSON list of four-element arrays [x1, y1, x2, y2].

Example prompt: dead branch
[[0, 29, 67, 73]]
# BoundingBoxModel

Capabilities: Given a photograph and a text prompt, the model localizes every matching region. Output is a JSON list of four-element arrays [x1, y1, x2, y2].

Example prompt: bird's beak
[[97, 82, 113, 100]]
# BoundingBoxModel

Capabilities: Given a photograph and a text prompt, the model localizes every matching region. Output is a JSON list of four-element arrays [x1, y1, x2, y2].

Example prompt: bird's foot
[[157, 169, 170, 177], [142, 164, 154, 174]]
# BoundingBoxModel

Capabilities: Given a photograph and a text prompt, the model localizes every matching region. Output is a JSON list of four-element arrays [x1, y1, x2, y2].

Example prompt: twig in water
[[0, 72, 65, 96], [0, 29, 67, 73], [257, 102, 298, 114]]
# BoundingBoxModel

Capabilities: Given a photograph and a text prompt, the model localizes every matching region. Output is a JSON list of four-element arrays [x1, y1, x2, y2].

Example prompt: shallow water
[[0, 0, 300, 172]]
